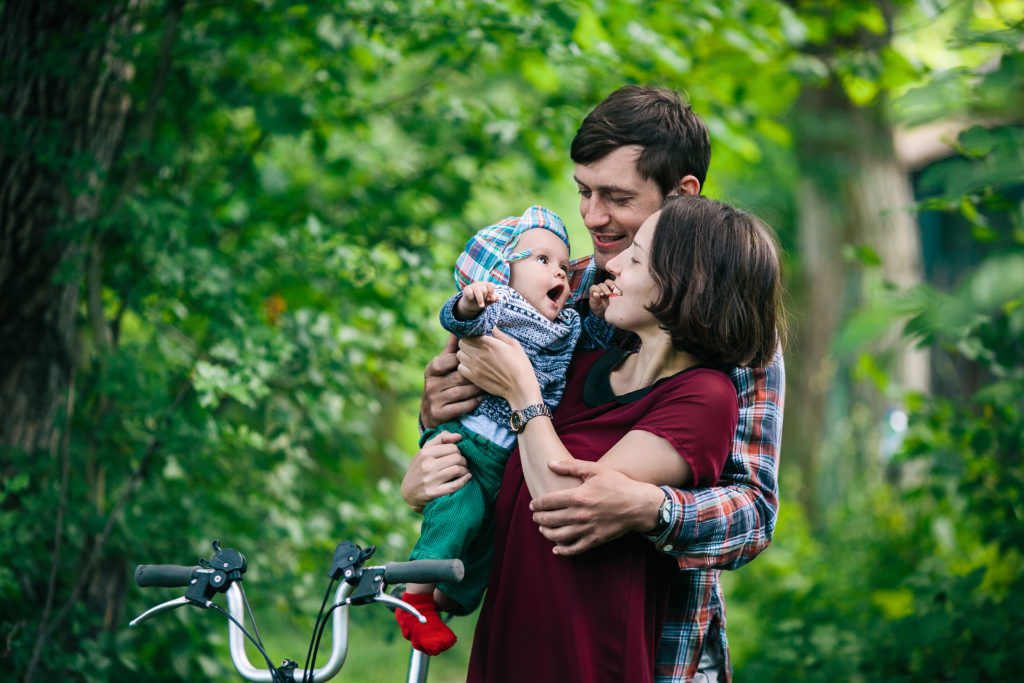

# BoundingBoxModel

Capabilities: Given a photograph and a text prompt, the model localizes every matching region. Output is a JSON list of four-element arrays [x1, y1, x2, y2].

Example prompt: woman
[[419, 195, 782, 681]]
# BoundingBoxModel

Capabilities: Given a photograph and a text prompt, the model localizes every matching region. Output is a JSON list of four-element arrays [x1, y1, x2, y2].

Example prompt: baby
[[396, 206, 581, 655]]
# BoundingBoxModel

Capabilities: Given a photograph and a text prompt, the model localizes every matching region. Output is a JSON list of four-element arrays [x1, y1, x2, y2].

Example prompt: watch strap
[[644, 488, 673, 539], [509, 403, 552, 433]]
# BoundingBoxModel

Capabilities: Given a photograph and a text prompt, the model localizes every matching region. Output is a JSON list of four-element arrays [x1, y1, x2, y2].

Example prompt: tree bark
[[784, 80, 928, 523], [1, 3, 138, 680], [0, 0, 133, 454]]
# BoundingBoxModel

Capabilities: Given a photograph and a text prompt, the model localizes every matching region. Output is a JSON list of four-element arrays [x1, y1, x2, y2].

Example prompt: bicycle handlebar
[[135, 564, 200, 588], [130, 541, 461, 682], [384, 559, 464, 585]]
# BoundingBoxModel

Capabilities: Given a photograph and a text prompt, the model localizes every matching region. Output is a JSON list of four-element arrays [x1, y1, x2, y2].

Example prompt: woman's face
[[603, 211, 661, 334]]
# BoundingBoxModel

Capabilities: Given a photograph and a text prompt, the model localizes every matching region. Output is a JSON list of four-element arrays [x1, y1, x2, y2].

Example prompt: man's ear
[[666, 175, 701, 197]]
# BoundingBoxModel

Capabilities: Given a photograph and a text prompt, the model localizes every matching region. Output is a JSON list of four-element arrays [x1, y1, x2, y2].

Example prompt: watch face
[[510, 412, 524, 433]]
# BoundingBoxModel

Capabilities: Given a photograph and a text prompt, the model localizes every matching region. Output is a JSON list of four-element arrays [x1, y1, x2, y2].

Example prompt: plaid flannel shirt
[[568, 254, 785, 682]]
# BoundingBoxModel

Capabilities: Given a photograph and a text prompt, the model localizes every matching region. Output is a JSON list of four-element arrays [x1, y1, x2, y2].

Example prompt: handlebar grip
[[384, 559, 465, 585], [135, 564, 200, 588]]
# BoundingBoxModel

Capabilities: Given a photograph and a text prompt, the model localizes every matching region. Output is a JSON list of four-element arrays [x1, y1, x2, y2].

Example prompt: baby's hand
[[456, 281, 498, 319], [588, 279, 620, 320]]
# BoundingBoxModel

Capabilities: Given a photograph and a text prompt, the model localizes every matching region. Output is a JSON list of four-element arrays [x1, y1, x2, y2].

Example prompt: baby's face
[[508, 229, 571, 322]]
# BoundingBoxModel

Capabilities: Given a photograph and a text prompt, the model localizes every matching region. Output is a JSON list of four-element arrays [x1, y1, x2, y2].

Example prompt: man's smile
[[590, 231, 628, 249]]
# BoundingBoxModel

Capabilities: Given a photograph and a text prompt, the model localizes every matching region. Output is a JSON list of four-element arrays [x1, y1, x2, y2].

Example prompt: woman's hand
[[401, 431, 471, 513], [457, 328, 541, 408]]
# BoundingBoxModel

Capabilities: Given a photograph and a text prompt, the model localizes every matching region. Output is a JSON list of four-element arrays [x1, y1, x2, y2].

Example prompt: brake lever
[[129, 596, 198, 627], [371, 592, 426, 623]]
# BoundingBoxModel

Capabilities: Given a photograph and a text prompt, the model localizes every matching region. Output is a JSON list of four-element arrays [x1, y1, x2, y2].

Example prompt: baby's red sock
[[395, 591, 457, 656]]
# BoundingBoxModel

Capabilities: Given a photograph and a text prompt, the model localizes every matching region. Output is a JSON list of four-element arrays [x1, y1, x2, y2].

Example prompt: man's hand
[[401, 430, 472, 513], [587, 279, 621, 320], [529, 459, 665, 556], [419, 335, 484, 430], [454, 281, 498, 320]]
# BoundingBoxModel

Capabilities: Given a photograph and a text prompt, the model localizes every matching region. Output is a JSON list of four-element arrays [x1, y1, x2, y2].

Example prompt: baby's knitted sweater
[[440, 286, 581, 442]]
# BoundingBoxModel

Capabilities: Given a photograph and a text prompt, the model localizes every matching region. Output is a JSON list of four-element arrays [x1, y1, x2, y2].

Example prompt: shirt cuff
[[645, 486, 697, 553]]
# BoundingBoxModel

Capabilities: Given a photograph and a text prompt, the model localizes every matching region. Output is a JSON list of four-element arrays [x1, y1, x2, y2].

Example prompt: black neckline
[[582, 348, 708, 407]]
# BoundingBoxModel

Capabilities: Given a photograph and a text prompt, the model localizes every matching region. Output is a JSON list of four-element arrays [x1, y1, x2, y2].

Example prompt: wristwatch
[[646, 489, 673, 538], [509, 403, 552, 433]]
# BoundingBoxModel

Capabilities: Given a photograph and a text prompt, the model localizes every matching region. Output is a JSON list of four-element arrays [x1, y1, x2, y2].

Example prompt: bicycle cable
[[301, 576, 336, 683], [307, 601, 343, 682], [239, 582, 267, 651], [209, 603, 283, 683]]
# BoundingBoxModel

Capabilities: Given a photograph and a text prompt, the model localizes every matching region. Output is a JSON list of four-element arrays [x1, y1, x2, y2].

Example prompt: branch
[[110, 0, 186, 213], [22, 372, 75, 682], [21, 376, 193, 683]]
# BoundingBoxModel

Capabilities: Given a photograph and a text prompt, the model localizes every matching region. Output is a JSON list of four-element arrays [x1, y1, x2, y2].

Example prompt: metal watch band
[[646, 489, 673, 539], [509, 403, 552, 433]]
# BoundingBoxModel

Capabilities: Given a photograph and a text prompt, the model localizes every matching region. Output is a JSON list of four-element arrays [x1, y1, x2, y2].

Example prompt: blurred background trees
[[1, 0, 1021, 680]]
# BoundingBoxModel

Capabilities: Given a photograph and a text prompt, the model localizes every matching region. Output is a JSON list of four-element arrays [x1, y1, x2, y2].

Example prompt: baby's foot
[[395, 591, 457, 656]]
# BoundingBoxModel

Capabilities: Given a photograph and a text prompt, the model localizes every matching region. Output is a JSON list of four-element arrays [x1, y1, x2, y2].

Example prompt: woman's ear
[[667, 175, 700, 197]]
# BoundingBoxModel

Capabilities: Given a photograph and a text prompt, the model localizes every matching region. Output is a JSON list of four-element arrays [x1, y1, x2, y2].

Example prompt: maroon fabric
[[467, 350, 737, 682]]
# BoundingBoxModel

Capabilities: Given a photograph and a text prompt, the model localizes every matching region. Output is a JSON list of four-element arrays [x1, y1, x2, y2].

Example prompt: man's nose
[[582, 199, 608, 229]]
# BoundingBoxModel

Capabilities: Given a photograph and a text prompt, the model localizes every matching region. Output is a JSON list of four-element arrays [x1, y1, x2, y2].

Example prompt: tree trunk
[[1, 3, 138, 679], [784, 81, 928, 524], [0, 0, 133, 453]]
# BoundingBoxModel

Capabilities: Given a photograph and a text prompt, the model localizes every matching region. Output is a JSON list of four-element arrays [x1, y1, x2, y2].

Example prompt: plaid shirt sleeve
[[567, 254, 596, 305], [648, 348, 785, 570]]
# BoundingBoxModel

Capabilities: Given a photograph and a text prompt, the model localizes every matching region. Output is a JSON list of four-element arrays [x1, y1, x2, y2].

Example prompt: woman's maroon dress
[[467, 349, 738, 682]]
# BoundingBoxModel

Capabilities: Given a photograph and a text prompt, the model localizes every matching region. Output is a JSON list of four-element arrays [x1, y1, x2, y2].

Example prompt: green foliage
[[728, 324, 1024, 679], [730, 238, 1024, 677], [728, 10, 1024, 675]]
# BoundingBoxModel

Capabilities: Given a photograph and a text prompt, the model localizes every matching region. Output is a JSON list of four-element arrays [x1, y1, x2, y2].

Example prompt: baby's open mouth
[[547, 284, 565, 303]]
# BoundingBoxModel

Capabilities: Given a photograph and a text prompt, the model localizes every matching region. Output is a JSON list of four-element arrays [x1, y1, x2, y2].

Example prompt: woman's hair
[[570, 85, 711, 195], [647, 195, 785, 368]]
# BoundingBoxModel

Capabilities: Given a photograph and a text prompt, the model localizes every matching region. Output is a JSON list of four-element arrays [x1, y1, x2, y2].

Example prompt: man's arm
[[531, 350, 785, 568]]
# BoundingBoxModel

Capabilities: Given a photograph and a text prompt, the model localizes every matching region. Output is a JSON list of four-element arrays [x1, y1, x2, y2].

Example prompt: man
[[403, 85, 785, 682]]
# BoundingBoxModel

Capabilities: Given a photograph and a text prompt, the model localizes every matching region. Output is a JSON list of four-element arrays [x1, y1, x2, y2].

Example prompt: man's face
[[574, 145, 665, 271]]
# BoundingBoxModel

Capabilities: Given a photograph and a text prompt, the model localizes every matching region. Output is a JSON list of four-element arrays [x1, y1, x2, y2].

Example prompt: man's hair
[[647, 195, 785, 368], [571, 85, 711, 195]]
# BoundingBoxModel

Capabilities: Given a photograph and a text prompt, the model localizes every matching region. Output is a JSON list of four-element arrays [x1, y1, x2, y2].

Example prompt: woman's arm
[[456, 331, 578, 496], [457, 329, 694, 499], [516, 419, 692, 498], [530, 350, 784, 560]]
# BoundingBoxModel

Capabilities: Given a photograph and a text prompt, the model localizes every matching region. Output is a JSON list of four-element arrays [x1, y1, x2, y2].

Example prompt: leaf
[[572, 8, 610, 51], [840, 71, 879, 106], [842, 243, 882, 266]]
